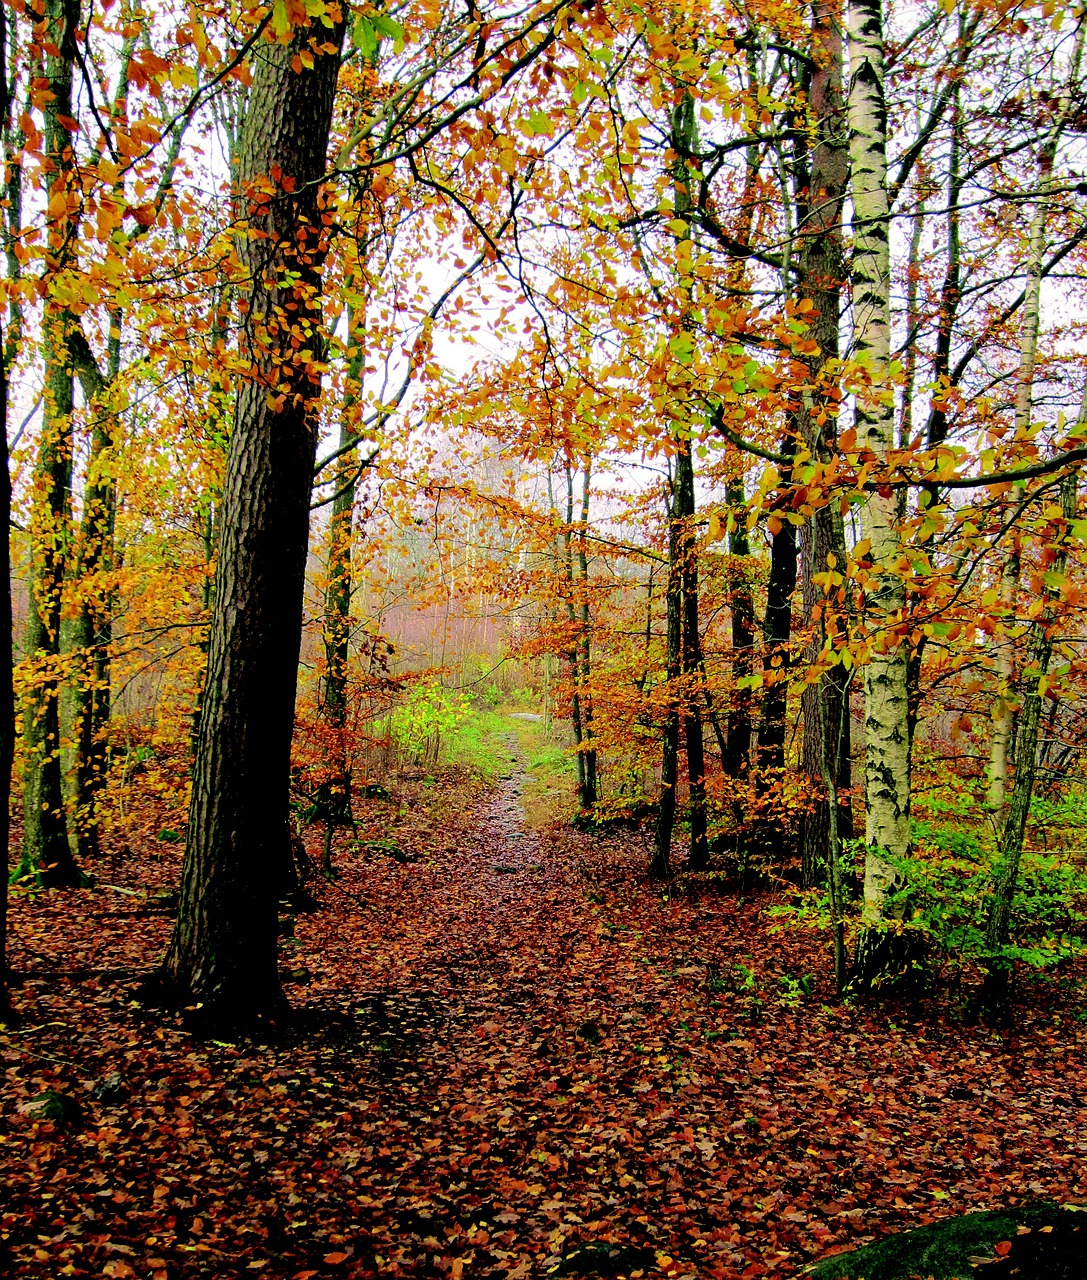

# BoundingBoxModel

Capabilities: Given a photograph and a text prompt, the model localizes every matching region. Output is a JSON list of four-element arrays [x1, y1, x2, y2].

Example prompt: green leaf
[[352, 14, 378, 58], [668, 332, 694, 365], [372, 13, 403, 40], [572, 81, 588, 104], [271, 0, 291, 38], [525, 108, 554, 136]]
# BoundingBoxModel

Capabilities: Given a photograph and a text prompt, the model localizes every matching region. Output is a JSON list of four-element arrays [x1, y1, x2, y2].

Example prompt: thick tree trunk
[[849, 0, 915, 986], [16, 0, 79, 886], [0, 5, 17, 1009], [65, 324, 119, 862], [163, 18, 344, 1024]]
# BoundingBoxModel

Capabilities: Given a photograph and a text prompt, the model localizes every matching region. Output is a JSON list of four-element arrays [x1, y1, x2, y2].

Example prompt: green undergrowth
[[808, 1204, 1087, 1279]]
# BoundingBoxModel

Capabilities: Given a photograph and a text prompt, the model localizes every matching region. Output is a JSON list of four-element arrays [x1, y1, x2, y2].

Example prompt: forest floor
[[3, 717, 1087, 1280]]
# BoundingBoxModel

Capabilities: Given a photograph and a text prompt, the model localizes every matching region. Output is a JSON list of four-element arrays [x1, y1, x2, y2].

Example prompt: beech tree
[[162, 11, 347, 1020]]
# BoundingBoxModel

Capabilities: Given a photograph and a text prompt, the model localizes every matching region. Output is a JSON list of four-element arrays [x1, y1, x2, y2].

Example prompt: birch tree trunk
[[162, 16, 345, 1024], [986, 24, 1085, 812], [849, 0, 914, 985]]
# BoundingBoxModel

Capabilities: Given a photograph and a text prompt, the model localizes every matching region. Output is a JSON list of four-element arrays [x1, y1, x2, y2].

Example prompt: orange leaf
[[994, 1241, 1013, 1257], [323, 1253, 350, 1265]]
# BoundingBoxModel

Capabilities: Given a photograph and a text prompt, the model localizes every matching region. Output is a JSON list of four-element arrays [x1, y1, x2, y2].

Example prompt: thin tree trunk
[[987, 20, 1085, 814], [792, 0, 854, 886], [983, 466, 1079, 1014], [562, 463, 588, 806], [322, 303, 365, 833], [756, 446, 797, 779], [723, 475, 755, 780], [162, 14, 345, 1024], [576, 461, 597, 806], [849, 0, 914, 985], [675, 437, 707, 868], [650, 483, 682, 882]]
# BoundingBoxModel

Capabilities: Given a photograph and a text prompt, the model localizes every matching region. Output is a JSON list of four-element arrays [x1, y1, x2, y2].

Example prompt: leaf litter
[[3, 754, 1087, 1278]]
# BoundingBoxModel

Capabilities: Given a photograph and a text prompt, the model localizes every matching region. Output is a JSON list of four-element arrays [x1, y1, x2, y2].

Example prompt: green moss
[[808, 1205, 1087, 1280]]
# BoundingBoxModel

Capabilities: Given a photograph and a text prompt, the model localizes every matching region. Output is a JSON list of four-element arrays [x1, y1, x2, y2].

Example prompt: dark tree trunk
[[675, 438, 707, 869], [650, 491, 683, 881], [792, 0, 854, 887], [162, 18, 344, 1025], [0, 4, 17, 1009], [17, 0, 78, 885], [723, 475, 755, 779], [756, 472, 797, 776], [65, 324, 120, 862], [576, 464, 597, 807], [321, 304, 363, 834]]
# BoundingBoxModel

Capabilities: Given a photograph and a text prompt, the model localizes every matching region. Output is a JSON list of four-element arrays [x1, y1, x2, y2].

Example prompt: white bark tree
[[849, 0, 913, 983]]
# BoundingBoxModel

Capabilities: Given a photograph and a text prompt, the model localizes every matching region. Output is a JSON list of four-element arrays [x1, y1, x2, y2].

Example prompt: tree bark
[[848, 0, 914, 986], [985, 21, 1084, 812], [791, 0, 853, 887], [321, 303, 365, 831], [650, 474, 683, 881], [16, 0, 79, 886], [163, 17, 344, 1024], [983, 468, 1078, 1014], [0, 0, 15, 1011], [723, 476, 755, 781], [675, 437, 707, 869]]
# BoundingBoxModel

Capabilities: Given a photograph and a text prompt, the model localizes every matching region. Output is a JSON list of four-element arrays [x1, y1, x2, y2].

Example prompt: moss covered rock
[[808, 1204, 1087, 1280]]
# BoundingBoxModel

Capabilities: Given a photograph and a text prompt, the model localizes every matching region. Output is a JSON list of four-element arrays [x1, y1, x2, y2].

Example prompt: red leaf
[[994, 1241, 1013, 1257]]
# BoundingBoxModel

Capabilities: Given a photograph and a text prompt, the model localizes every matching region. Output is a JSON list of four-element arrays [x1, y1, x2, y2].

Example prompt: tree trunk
[[576, 462, 597, 806], [65, 323, 120, 862], [982, 459, 1080, 1014], [16, 0, 79, 885], [650, 486, 683, 881], [162, 17, 345, 1024], [849, 0, 915, 986], [723, 475, 755, 780], [322, 304, 365, 831], [791, 0, 854, 887], [986, 21, 1084, 815], [756, 452, 797, 778], [675, 437, 707, 869]]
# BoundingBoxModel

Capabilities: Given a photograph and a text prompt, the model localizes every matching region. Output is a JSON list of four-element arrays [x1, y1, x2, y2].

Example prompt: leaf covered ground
[[3, 737, 1087, 1279]]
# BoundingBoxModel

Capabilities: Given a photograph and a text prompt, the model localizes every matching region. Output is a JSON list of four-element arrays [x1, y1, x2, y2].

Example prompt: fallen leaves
[[2, 757, 1087, 1278]]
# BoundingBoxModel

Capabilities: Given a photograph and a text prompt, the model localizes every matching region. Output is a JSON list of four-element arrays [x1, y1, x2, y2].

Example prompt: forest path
[[6, 741, 1086, 1280]]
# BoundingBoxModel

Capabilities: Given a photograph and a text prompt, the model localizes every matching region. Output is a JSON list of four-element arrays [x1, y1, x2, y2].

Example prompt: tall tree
[[0, 0, 16, 1012], [848, 0, 913, 985], [16, 0, 80, 886], [795, 0, 854, 889], [163, 13, 346, 1023]]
